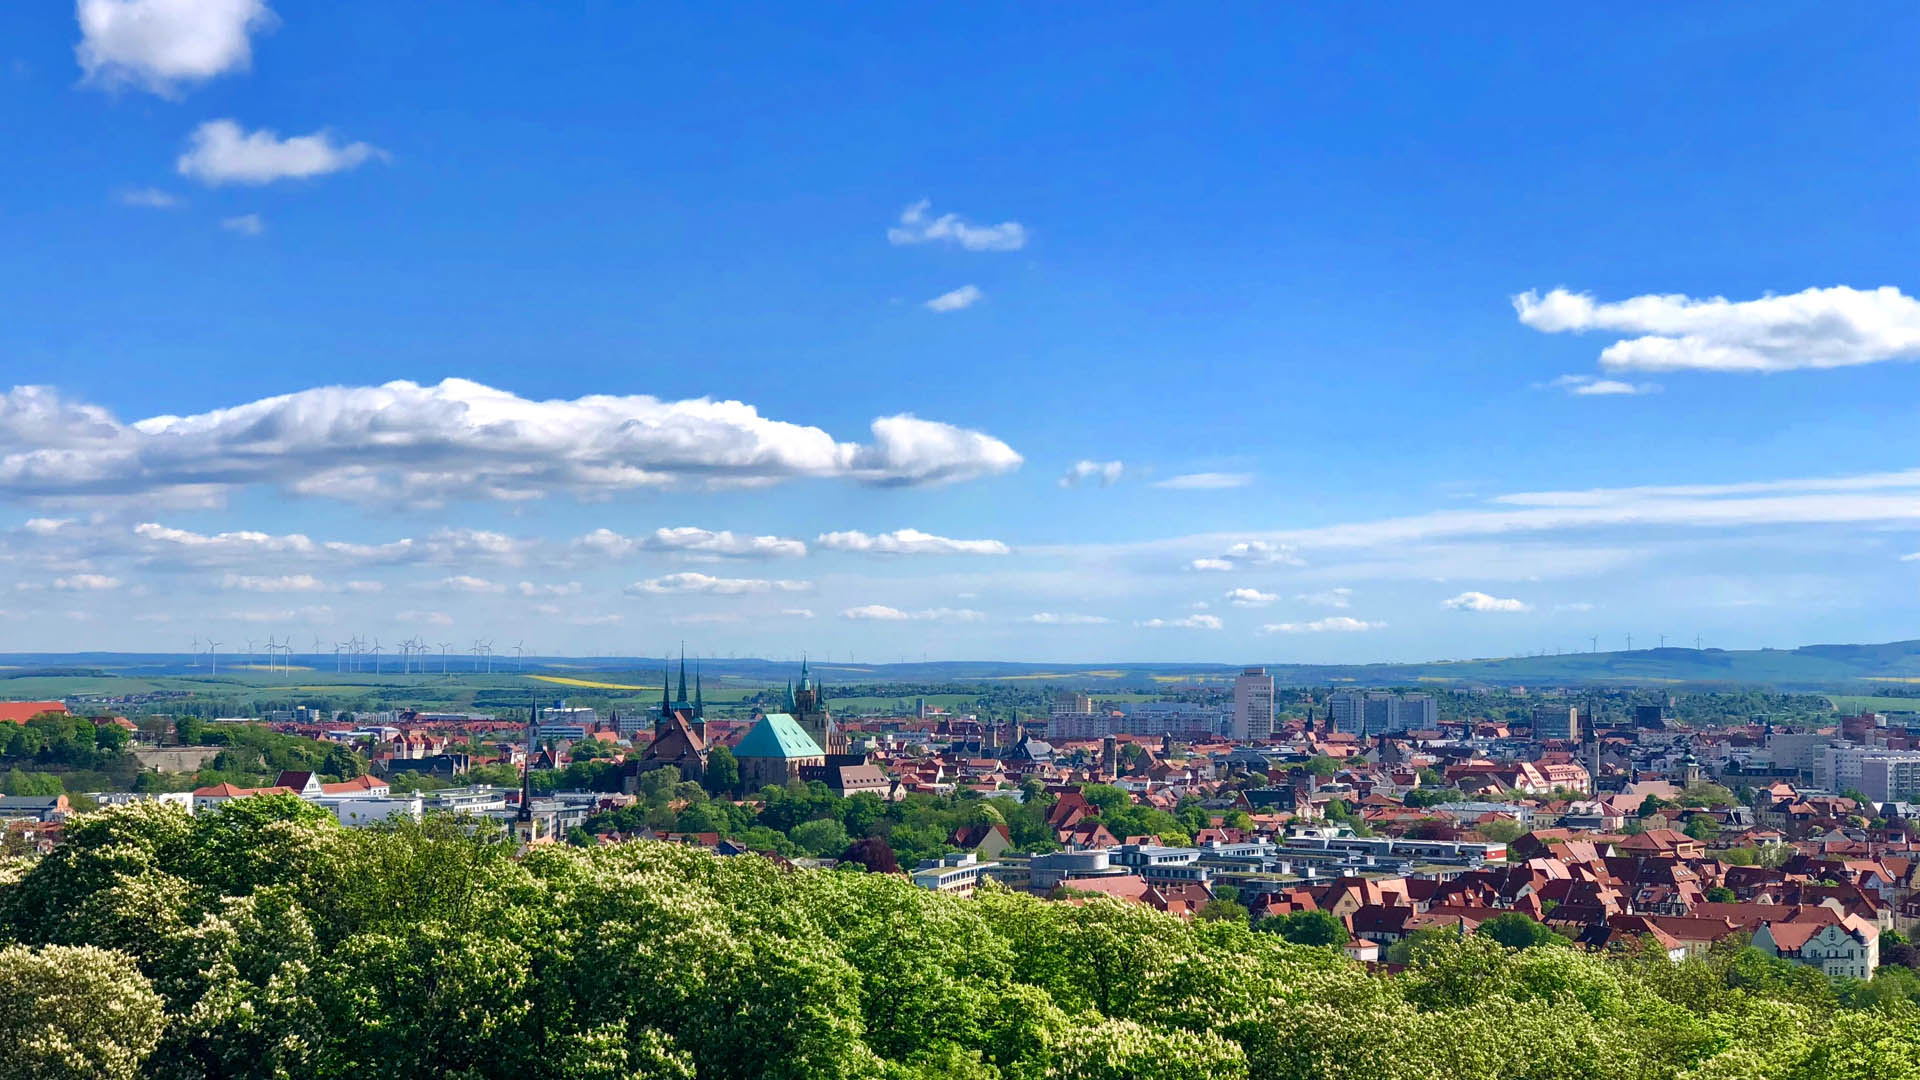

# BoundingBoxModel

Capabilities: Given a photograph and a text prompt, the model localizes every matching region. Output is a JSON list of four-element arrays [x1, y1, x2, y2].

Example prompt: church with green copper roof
[[733, 711, 826, 789]]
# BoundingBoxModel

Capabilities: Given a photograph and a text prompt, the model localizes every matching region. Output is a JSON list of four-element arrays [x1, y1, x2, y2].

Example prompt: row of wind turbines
[[186, 636, 532, 675]]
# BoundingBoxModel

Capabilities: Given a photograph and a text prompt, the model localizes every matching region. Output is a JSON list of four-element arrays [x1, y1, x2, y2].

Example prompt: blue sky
[[4, 1, 1920, 660]]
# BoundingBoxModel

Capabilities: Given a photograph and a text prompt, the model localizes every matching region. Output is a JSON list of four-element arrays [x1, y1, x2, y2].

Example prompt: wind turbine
[[245, 638, 257, 669], [206, 640, 221, 675], [439, 641, 452, 676], [514, 641, 525, 669], [190, 637, 201, 668], [371, 638, 384, 674]]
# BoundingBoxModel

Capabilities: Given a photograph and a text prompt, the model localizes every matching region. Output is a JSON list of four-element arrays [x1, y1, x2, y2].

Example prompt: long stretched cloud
[[1515, 285, 1920, 373], [0, 378, 1021, 505]]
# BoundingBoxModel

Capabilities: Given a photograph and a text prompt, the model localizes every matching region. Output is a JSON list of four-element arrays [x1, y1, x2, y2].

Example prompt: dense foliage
[[2, 797, 1919, 1079]]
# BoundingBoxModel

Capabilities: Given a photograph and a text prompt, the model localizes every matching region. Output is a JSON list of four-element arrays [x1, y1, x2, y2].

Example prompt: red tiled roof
[[0, 701, 69, 724]]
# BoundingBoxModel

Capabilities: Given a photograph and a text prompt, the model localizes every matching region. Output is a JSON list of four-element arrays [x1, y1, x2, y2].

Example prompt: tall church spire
[[694, 658, 704, 718], [516, 692, 536, 827], [660, 661, 671, 718], [677, 644, 688, 705]]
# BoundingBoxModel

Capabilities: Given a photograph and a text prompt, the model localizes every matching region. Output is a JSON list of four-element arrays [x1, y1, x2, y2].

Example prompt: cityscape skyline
[[7, 4, 1920, 657]]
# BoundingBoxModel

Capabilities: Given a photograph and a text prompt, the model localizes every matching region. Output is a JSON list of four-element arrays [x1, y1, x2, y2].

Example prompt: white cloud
[[220, 213, 263, 236], [1297, 587, 1352, 608], [887, 200, 1027, 252], [441, 575, 505, 594], [628, 572, 809, 596], [54, 573, 120, 591], [1515, 285, 1920, 373], [517, 581, 581, 597], [574, 527, 806, 559], [1902, 552, 1920, 562], [1154, 472, 1253, 490], [221, 572, 322, 592], [925, 284, 984, 313], [1024, 612, 1111, 625], [344, 580, 383, 593], [22, 518, 74, 535], [395, 609, 453, 626], [569, 613, 623, 626], [1225, 587, 1276, 607], [816, 528, 1010, 556], [1136, 614, 1223, 630], [1444, 591, 1531, 613], [177, 119, 386, 186], [0, 378, 1021, 506], [780, 608, 816, 619], [841, 604, 985, 622], [1060, 460, 1124, 488], [1140, 469, 1920, 555], [1554, 601, 1596, 612], [1188, 540, 1303, 572], [118, 187, 183, 209], [1262, 617, 1382, 634], [1548, 374, 1658, 396], [76, 0, 274, 96]]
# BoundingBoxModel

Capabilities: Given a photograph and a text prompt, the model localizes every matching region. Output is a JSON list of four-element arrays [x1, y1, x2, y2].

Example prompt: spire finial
[[678, 642, 688, 704]]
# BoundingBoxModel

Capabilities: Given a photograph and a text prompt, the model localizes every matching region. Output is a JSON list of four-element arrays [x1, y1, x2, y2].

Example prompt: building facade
[[1233, 667, 1275, 741]]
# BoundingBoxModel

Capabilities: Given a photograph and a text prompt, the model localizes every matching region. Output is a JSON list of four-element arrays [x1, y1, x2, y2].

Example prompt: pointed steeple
[[694, 658, 704, 718], [799, 654, 810, 691], [784, 679, 796, 712], [660, 661, 672, 717], [516, 692, 536, 826], [678, 644, 689, 705]]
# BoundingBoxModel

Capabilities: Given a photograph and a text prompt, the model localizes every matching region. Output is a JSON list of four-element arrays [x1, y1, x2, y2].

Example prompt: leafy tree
[[839, 836, 901, 874], [1477, 819, 1524, 844], [2, 770, 62, 796], [0, 944, 165, 1080], [1477, 912, 1563, 950], [1260, 909, 1347, 946], [703, 744, 739, 796], [1685, 815, 1722, 842], [1197, 898, 1249, 924], [1706, 885, 1737, 903], [790, 818, 851, 858]]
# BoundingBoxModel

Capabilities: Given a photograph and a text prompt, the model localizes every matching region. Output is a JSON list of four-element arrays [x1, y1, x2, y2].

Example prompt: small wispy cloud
[[1189, 540, 1302, 572], [887, 200, 1026, 251], [179, 119, 386, 186], [841, 604, 985, 622], [1136, 614, 1223, 630], [1024, 612, 1111, 625], [629, 572, 810, 596], [817, 529, 1008, 556], [1225, 588, 1276, 607], [1060, 460, 1124, 488], [220, 213, 264, 235], [1154, 472, 1253, 490], [1547, 373, 1659, 396], [1297, 587, 1352, 608], [118, 187, 184, 209], [1444, 590, 1531, 613], [1261, 617, 1382, 634], [925, 284, 984, 312]]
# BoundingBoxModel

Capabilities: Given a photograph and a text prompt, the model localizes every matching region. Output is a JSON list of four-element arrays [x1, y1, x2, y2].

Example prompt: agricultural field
[[1826, 694, 1920, 714]]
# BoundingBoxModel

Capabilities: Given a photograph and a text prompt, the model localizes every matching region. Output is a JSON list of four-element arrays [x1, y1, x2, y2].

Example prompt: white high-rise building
[[1233, 667, 1275, 741], [1327, 690, 1435, 735]]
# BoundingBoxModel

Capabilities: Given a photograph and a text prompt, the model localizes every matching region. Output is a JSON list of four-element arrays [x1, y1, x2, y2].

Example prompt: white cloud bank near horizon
[[0, 378, 1023, 507]]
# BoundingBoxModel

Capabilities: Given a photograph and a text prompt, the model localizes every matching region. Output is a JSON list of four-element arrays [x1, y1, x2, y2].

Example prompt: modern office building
[[1818, 748, 1920, 803], [1328, 691, 1436, 735], [1232, 667, 1275, 741], [1533, 705, 1580, 742]]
